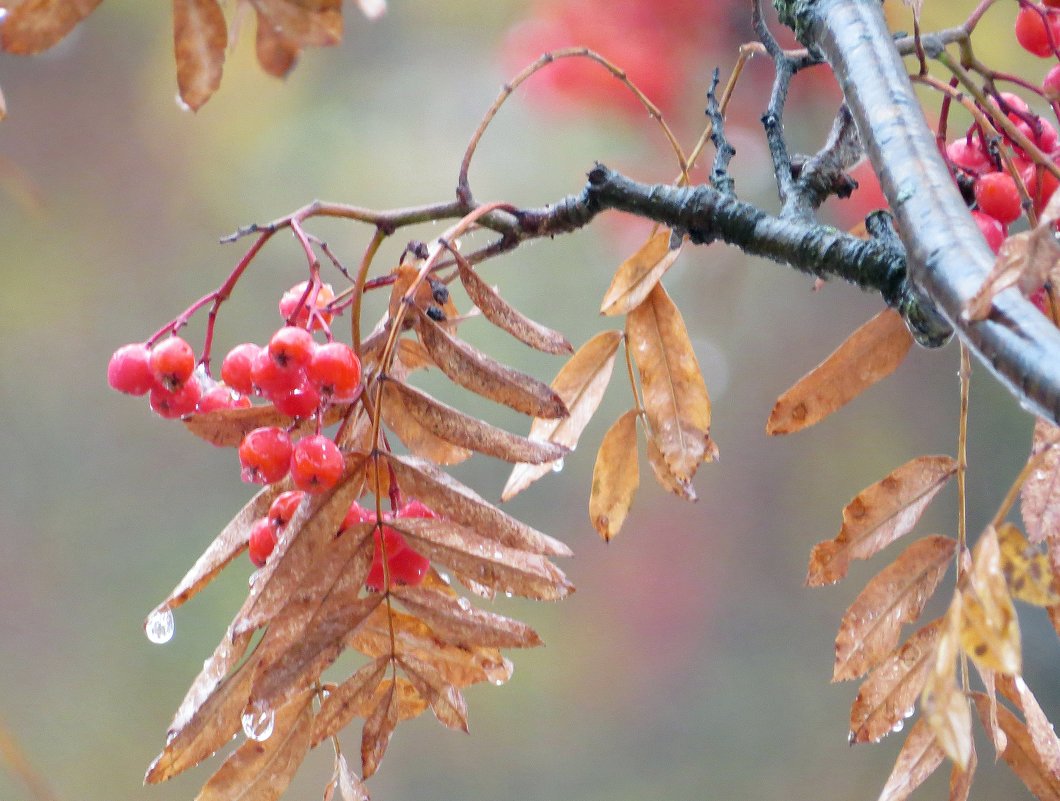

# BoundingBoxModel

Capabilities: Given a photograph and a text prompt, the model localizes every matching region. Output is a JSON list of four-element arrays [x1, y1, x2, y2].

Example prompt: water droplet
[[551, 459, 565, 473], [166, 730, 177, 745], [242, 707, 275, 741], [457, 597, 472, 611], [492, 678, 504, 686], [504, 591, 513, 598], [438, 572, 451, 584], [174, 93, 192, 112], [493, 550, 503, 559], [357, 0, 387, 19], [891, 720, 904, 734], [145, 607, 175, 644], [904, 706, 916, 719]]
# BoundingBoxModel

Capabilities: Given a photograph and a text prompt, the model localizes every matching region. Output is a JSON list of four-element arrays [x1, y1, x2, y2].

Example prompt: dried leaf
[[960, 526, 1021, 676], [503, 330, 623, 500], [0, 0, 103, 55], [646, 435, 696, 501], [384, 379, 568, 464], [398, 655, 469, 732], [148, 483, 285, 617], [415, 308, 567, 419], [361, 681, 401, 778], [948, 743, 976, 801], [457, 258, 572, 354], [1021, 419, 1060, 545], [173, 0, 227, 112], [997, 522, 1060, 606], [249, 0, 342, 49], [877, 717, 946, 801], [589, 410, 640, 541], [312, 657, 389, 748], [0, 83, 6, 121], [627, 282, 714, 483], [600, 229, 684, 316], [972, 692, 1060, 800], [184, 403, 348, 448], [973, 666, 1007, 756], [336, 752, 369, 801], [922, 595, 973, 769], [996, 674, 1060, 777], [833, 535, 955, 682], [392, 585, 542, 649], [195, 691, 314, 801], [380, 381, 472, 465], [392, 517, 574, 601], [767, 308, 913, 435], [849, 618, 942, 745], [384, 453, 571, 557], [253, 10, 299, 77], [806, 455, 958, 587]]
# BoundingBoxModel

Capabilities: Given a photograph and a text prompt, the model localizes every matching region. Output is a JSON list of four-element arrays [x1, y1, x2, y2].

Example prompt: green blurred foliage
[[0, 1, 1054, 800]]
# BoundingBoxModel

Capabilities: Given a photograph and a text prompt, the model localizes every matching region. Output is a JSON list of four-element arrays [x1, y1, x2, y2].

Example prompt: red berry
[[150, 337, 196, 390], [364, 526, 409, 591], [239, 427, 293, 484], [974, 172, 1023, 224], [946, 138, 991, 174], [108, 343, 155, 395], [387, 546, 431, 586], [1045, 64, 1060, 100], [1032, 286, 1051, 315], [307, 342, 362, 400], [268, 490, 305, 528], [289, 434, 344, 493], [269, 326, 317, 369], [397, 499, 437, 520], [272, 375, 321, 419], [340, 501, 376, 531], [195, 384, 252, 414], [149, 377, 203, 419], [251, 348, 302, 399], [1015, 7, 1060, 58], [221, 343, 261, 395], [248, 517, 278, 567], [279, 281, 335, 331], [971, 210, 1006, 254], [1018, 157, 1060, 213]]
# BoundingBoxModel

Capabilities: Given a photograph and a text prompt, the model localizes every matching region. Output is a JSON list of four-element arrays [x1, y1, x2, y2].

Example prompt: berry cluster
[[107, 337, 214, 419]]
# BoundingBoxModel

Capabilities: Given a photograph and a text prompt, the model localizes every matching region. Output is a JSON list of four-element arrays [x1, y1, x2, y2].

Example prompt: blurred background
[[0, 1, 1056, 799]]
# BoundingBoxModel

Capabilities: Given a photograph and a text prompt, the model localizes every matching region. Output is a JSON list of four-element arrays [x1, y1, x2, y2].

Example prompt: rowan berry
[[272, 376, 321, 419], [196, 384, 252, 414], [386, 546, 431, 586], [364, 526, 411, 591], [268, 326, 316, 369], [149, 377, 203, 419], [307, 342, 362, 399], [248, 517, 278, 567], [289, 434, 344, 493], [108, 343, 156, 395], [279, 281, 335, 331], [975, 172, 1023, 224], [1015, 7, 1060, 58], [268, 490, 304, 528], [946, 138, 991, 174], [150, 337, 196, 390], [971, 210, 1006, 254], [251, 348, 302, 399], [340, 501, 376, 531], [239, 427, 293, 484], [1045, 64, 1060, 100], [221, 343, 261, 396], [397, 499, 437, 520]]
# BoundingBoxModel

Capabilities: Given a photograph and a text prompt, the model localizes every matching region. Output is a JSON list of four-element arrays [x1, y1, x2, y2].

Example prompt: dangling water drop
[[145, 606, 175, 644], [457, 597, 472, 611], [551, 458, 565, 473], [891, 720, 905, 734], [242, 707, 275, 741]]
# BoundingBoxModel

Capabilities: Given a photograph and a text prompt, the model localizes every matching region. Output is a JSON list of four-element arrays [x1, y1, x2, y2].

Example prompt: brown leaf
[[324, 751, 369, 801], [456, 258, 572, 354], [877, 717, 947, 801], [997, 522, 1060, 606], [922, 594, 973, 769], [380, 381, 472, 465], [948, 743, 976, 801], [767, 308, 913, 435], [392, 585, 543, 649], [807, 455, 958, 587], [646, 435, 696, 501], [184, 403, 349, 448], [387, 265, 458, 329], [600, 229, 684, 316], [383, 453, 571, 557], [361, 681, 401, 778], [148, 484, 285, 618], [393, 517, 574, 601], [1021, 419, 1060, 545], [0, 0, 103, 55], [173, 0, 227, 111], [398, 655, 469, 732], [996, 673, 1060, 777], [960, 526, 1021, 676], [384, 379, 568, 464], [973, 667, 1008, 756], [849, 618, 942, 745], [253, 10, 299, 77], [414, 308, 567, 419], [972, 692, 1060, 800], [195, 691, 314, 801], [249, 0, 342, 49], [627, 282, 714, 483], [589, 410, 640, 541], [834, 535, 956, 681], [312, 657, 389, 748], [502, 330, 624, 500]]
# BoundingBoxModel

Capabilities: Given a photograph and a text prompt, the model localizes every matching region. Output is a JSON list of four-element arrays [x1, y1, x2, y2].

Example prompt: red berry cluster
[[107, 337, 218, 419]]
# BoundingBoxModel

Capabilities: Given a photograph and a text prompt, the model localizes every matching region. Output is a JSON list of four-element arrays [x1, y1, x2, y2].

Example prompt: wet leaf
[[195, 691, 314, 801], [1021, 419, 1060, 545], [948, 743, 976, 801], [415, 308, 567, 419], [589, 410, 640, 541], [361, 681, 401, 778], [0, 0, 104, 55], [457, 258, 572, 354], [184, 403, 348, 448], [849, 618, 942, 745], [767, 308, 912, 435], [972, 692, 1060, 800], [148, 484, 285, 617], [248, 0, 342, 52], [324, 752, 369, 801], [398, 654, 469, 732], [973, 667, 1007, 756], [600, 229, 684, 316], [807, 455, 958, 587], [877, 717, 946, 801], [384, 379, 568, 464], [833, 535, 955, 681], [380, 381, 472, 465], [627, 282, 714, 483], [384, 453, 571, 557], [922, 595, 973, 769], [173, 0, 227, 112], [503, 330, 623, 500], [392, 517, 573, 601], [392, 585, 542, 649], [253, 10, 299, 77], [997, 522, 1060, 606], [311, 657, 389, 748], [996, 673, 1060, 777], [960, 526, 1021, 676], [646, 435, 696, 501]]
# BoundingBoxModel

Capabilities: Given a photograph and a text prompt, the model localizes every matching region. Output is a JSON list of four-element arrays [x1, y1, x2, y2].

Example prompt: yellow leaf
[[589, 410, 641, 541], [921, 594, 973, 769], [1020, 418, 1060, 545], [600, 229, 684, 316], [997, 522, 1060, 606], [960, 526, 1021, 676]]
